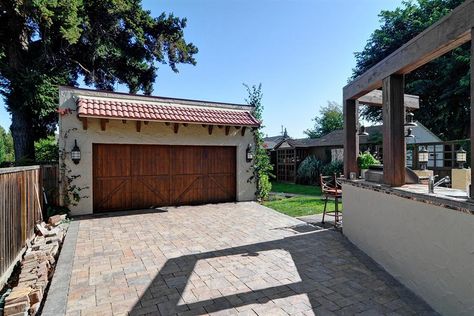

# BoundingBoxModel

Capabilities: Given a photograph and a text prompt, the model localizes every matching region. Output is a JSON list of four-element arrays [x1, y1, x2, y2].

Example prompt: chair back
[[320, 173, 342, 196]]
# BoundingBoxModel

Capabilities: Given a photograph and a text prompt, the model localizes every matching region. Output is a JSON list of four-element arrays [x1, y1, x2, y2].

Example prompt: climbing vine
[[59, 128, 89, 207], [244, 83, 273, 200]]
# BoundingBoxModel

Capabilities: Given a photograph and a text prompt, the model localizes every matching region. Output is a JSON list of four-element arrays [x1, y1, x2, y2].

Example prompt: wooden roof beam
[[80, 117, 88, 130], [344, 0, 474, 100], [357, 90, 419, 109], [100, 119, 108, 131]]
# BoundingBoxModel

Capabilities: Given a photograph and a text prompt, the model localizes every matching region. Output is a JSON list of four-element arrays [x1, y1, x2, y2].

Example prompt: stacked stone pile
[[2, 215, 68, 316]]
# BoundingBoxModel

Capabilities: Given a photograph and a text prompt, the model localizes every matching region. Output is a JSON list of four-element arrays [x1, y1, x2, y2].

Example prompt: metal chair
[[320, 174, 342, 228]]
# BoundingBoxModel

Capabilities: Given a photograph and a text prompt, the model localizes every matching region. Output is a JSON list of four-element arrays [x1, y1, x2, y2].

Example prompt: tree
[[304, 101, 343, 139], [0, 126, 14, 163], [0, 129, 5, 164], [353, 0, 468, 140], [35, 136, 59, 162], [0, 1, 198, 161], [244, 83, 272, 200]]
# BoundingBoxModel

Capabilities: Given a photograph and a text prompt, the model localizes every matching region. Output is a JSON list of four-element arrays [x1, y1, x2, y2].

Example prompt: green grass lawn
[[263, 195, 342, 217], [271, 182, 322, 196]]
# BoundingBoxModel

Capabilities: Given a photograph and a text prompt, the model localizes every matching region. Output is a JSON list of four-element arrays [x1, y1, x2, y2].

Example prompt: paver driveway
[[43, 202, 436, 316]]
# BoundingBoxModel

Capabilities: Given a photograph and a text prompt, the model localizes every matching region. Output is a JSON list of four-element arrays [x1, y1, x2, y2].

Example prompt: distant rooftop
[[263, 123, 441, 149]]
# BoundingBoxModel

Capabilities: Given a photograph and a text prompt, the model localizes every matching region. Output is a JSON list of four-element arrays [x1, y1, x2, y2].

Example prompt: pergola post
[[382, 74, 406, 186], [343, 99, 359, 178], [470, 28, 474, 198]]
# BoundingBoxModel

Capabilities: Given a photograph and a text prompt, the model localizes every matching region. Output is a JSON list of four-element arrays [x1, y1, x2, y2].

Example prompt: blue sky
[[0, 0, 403, 138]]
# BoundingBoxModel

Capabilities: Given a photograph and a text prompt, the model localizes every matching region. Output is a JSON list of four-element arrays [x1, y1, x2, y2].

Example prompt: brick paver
[[54, 202, 436, 315]]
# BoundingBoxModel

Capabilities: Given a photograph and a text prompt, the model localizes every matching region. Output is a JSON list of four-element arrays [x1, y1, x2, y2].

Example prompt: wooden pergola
[[343, 0, 474, 194]]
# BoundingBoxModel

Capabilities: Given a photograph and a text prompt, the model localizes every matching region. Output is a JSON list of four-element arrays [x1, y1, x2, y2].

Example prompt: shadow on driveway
[[129, 229, 436, 315]]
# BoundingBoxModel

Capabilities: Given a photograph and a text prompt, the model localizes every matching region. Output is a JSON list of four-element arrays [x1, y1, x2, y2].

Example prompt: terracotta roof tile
[[76, 97, 260, 127]]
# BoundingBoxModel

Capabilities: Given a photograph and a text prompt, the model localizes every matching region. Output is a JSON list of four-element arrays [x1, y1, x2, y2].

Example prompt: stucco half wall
[[58, 87, 257, 216], [342, 183, 474, 316]]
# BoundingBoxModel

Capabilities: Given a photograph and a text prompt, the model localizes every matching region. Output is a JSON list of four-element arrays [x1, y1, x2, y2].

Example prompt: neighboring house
[[58, 86, 260, 215], [262, 132, 289, 168], [264, 123, 441, 182]]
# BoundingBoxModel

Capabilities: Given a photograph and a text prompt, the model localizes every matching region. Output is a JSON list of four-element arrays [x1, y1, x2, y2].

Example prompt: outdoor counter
[[340, 179, 474, 316], [339, 179, 474, 216]]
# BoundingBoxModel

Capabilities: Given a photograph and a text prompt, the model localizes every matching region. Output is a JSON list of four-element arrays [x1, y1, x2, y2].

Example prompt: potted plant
[[358, 152, 380, 179]]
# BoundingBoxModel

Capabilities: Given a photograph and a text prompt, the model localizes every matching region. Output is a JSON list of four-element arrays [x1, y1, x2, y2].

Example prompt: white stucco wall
[[342, 183, 474, 316], [58, 87, 257, 215]]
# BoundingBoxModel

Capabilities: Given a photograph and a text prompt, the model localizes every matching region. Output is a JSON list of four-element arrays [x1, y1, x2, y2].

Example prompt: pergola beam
[[343, 1, 474, 188], [344, 0, 474, 100]]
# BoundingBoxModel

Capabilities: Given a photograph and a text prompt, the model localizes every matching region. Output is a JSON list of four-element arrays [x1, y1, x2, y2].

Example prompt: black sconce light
[[456, 147, 467, 169], [404, 112, 417, 127], [405, 127, 415, 138], [71, 140, 81, 164], [418, 146, 428, 170], [246, 144, 253, 162], [358, 125, 369, 136]]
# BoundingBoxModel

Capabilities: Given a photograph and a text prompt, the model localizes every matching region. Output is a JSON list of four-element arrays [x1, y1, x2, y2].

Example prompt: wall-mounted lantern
[[358, 125, 369, 136], [456, 147, 467, 169], [418, 146, 428, 170], [71, 140, 81, 165], [404, 112, 417, 127], [246, 144, 253, 162]]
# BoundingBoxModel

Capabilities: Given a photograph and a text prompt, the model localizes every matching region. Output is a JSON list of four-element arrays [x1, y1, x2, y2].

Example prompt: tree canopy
[[304, 101, 343, 139], [0, 0, 198, 161], [0, 126, 14, 163], [353, 0, 469, 141], [35, 136, 59, 162]]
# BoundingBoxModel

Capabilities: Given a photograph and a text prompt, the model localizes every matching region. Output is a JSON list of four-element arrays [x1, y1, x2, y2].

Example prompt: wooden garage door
[[93, 144, 236, 212]]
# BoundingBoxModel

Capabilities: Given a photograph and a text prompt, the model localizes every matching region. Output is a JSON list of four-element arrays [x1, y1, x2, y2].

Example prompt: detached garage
[[58, 86, 259, 215]]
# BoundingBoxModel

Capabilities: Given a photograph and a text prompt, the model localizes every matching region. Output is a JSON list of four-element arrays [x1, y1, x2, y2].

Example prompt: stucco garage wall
[[342, 183, 474, 316], [59, 88, 256, 215]]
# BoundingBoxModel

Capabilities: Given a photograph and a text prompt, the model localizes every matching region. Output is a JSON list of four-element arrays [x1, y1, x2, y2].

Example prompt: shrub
[[358, 152, 380, 169], [296, 156, 322, 184], [322, 160, 343, 176], [35, 136, 59, 162]]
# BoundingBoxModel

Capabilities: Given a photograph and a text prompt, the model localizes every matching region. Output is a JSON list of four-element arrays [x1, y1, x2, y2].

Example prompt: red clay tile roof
[[76, 97, 260, 127]]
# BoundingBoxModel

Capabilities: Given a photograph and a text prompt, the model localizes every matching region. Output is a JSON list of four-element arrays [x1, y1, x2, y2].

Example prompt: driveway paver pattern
[[53, 202, 437, 316]]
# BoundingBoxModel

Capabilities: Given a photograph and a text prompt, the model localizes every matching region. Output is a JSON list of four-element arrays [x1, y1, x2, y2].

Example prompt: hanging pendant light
[[405, 128, 415, 138], [404, 112, 417, 127], [456, 147, 467, 169], [358, 125, 369, 136], [418, 146, 429, 170]]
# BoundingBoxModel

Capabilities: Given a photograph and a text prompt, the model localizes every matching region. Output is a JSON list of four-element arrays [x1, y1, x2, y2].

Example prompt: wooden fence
[[0, 166, 43, 287]]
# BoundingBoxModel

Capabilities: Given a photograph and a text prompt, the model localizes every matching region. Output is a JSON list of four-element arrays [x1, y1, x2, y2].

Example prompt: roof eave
[[76, 113, 260, 128]]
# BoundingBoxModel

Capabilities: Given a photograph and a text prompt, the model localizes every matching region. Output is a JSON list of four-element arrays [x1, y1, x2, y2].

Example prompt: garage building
[[58, 86, 259, 215]]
